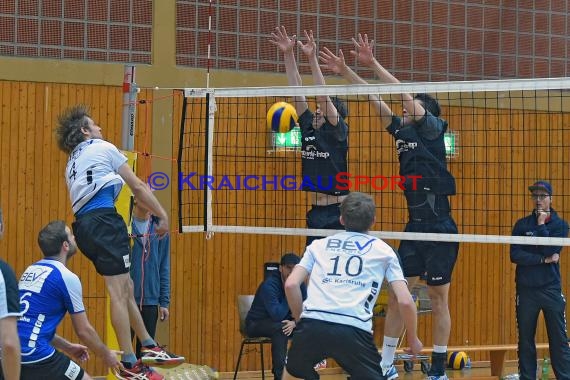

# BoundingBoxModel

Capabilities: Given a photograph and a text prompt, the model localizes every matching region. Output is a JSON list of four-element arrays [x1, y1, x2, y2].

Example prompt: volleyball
[[448, 351, 469, 369], [267, 102, 298, 133]]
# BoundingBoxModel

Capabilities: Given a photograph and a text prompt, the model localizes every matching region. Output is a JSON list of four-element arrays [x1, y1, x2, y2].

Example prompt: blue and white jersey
[[65, 139, 127, 213], [18, 259, 85, 363], [299, 231, 405, 332]]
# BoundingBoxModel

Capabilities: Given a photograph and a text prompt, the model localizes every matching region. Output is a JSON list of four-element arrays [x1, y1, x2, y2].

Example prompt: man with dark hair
[[320, 35, 458, 380], [0, 207, 21, 380], [269, 26, 349, 246], [246, 253, 307, 380], [0, 220, 124, 380], [55, 106, 183, 379], [511, 181, 570, 380], [283, 192, 422, 380]]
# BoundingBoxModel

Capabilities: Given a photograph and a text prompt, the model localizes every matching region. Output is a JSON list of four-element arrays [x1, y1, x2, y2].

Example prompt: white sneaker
[[382, 364, 399, 380]]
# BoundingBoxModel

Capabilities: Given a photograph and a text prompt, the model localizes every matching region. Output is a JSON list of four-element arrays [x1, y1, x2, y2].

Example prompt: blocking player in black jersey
[[270, 26, 349, 246], [320, 34, 458, 380]]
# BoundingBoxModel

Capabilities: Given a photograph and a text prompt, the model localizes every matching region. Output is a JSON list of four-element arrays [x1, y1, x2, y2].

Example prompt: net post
[[121, 65, 137, 151]]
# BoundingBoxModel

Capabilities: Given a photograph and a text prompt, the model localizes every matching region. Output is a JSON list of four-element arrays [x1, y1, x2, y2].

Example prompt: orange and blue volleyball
[[267, 102, 298, 133]]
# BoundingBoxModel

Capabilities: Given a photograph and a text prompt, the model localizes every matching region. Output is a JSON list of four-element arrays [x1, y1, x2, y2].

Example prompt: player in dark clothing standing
[[319, 34, 458, 380], [269, 26, 349, 246], [0, 207, 21, 380], [246, 253, 307, 380], [0, 259, 20, 380], [511, 181, 570, 380]]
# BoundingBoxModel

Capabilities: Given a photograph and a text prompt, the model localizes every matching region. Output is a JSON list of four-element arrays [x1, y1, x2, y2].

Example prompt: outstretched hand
[[350, 33, 375, 66], [298, 29, 317, 58], [269, 26, 297, 53], [319, 47, 346, 74]]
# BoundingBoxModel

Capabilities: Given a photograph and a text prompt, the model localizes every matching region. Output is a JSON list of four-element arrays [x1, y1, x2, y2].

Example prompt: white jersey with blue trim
[[18, 259, 85, 363], [65, 139, 127, 213], [299, 231, 405, 332]]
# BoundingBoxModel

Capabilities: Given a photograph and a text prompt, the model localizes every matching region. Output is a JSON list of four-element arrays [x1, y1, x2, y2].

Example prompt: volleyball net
[[177, 78, 570, 246]]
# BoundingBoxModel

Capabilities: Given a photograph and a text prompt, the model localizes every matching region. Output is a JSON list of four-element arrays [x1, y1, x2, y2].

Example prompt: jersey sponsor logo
[[395, 139, 418, 154], [325, 234, 376, 255], [19, 266, 54, 293], [65, 360, 82, 380], [301, 145, 330, 160]]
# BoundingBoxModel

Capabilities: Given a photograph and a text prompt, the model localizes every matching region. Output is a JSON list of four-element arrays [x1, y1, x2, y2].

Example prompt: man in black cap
[[511, 180, 570, 380], [246, 253, 307, 380]]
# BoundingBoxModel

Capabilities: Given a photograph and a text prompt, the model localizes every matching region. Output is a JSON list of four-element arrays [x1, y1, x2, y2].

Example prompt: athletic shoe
[[141, 345, 185, 367], [427, 375, 449, 380], [116, 360, 164, 380], [382, 364, 399, 380]]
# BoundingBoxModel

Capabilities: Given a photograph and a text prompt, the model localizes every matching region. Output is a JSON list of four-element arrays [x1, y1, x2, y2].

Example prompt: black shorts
[[398, 217, 459, 286], [306, 204, 342, 246], [1, 351, 85, 380], [286, 318, 382, 380], [72, 208, 131, 276]]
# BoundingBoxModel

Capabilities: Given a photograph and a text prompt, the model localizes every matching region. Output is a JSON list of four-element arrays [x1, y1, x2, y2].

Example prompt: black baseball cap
[[280, 253, 300, 265], [528, 180, 553, 195]]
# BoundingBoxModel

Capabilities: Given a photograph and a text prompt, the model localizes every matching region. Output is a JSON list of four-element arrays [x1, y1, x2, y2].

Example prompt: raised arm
[[320, 46, 393, 128], [299, 30, 339, 125], [354, 33, 426, 122], [269, 26, 308, 115]]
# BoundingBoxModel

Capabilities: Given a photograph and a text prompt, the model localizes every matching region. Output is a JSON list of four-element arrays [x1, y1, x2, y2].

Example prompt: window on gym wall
[[174, 0, 569, 80], [0, 0, 152, 63]]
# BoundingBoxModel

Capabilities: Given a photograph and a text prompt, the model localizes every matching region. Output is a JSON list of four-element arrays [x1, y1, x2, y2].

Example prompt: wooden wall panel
[[170, 97, 570, 371], [0, 80, 154, 376], [1, 81, 569, 376]]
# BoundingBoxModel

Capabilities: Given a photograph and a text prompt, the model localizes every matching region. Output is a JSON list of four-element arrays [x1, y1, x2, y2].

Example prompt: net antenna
[[206, 0, 214, 89], [179, 77, 570, 246]]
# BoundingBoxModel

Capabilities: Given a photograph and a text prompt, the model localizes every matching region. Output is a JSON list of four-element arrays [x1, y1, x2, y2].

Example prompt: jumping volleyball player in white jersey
[[284, 192, 423, 380], [55, 105, 183, 380]]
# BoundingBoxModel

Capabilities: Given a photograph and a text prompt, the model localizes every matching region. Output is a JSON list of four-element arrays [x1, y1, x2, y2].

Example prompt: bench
[[396, 343, 550, 377]]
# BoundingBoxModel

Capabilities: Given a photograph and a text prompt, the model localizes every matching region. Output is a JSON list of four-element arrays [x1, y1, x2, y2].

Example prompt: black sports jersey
[[386, 113, 455, 195], [299, 109, 349, 196]]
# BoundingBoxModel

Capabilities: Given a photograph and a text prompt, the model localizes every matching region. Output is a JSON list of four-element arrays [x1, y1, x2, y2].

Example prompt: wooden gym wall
[[175, 96, 570, 371], [2, 81, 570, 375], [2, 82, 570, 374], [0, 80, 154, 375]]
